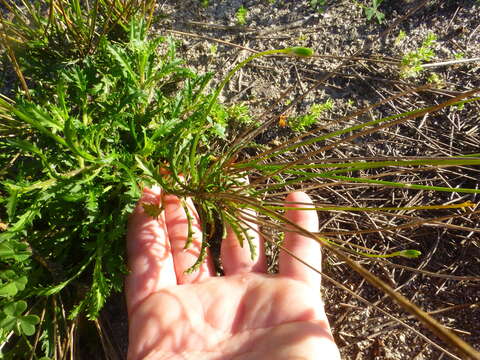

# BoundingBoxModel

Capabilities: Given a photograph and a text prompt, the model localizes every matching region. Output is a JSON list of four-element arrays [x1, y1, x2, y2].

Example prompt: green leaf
[[0, 205, 41, 238], [19, 314, 40, 336], [0, 301, 39, 336], [0, 282, 18, 297], [6, 139, 42, 155], [64, 118, 96, 161], [0, 272, 27, 297], [4, 301, 27, 317], [6, 189, 19, 222], [0, 314, 17, 333], [0, 242, 31, 262], [134, 155, 155, 177], [107, 44, 138, 85], [67, 66, 88, 94], [14, 276, 27, 292]]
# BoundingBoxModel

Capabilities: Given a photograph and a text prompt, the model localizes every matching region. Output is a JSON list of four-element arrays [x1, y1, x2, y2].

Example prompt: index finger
[[163, 194, 214, 284], [125, 186, 177, 316]]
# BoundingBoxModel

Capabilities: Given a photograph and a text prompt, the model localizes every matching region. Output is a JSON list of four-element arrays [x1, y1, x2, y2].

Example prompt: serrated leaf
[[33, 255, 94, 296], [107, 44, 138, 84], [6, 138, 41, 155], [69, 301, 85, 320], [135, 155, 155, 177], [64, 118, 95, 161], [67, 66, 88, 94], [0, 242, 31, 262], [34, 283, 68, 297], [6, 189, 19, 222]]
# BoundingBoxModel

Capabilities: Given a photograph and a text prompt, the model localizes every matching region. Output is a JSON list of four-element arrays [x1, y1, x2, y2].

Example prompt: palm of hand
[[126, 187, 340, 360]]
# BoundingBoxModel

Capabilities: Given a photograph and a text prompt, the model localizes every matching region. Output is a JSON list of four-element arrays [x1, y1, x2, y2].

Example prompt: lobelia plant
[[0, 17, 328, 358], [353, 0, 385, 24], [0, 18, 224, 356], [133, 74, 480, 358]]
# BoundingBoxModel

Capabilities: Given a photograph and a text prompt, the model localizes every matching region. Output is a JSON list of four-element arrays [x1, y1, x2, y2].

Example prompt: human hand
[[125, 186, 340, 360]]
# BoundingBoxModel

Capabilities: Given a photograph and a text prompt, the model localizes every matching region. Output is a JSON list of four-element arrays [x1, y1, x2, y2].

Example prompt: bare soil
[[99, 1, 480, 359]]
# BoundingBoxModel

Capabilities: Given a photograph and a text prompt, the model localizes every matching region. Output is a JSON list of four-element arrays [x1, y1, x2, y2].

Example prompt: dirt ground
[[99, 1, 480, 359]]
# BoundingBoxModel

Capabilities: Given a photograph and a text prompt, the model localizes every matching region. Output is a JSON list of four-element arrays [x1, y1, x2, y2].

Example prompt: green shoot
[[289, 99, 334, 131], [309, 0, 327, 13], [236, 6, 248, 26], [394, 30, 407, 46], [360, 0, 385, 24], [400, 32, 438, 78]]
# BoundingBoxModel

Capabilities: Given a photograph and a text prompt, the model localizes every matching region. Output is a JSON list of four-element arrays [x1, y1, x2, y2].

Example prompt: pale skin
[[125, 186, 341, 360]]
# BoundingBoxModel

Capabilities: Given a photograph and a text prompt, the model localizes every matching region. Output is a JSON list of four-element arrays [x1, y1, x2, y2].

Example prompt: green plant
[[116, 38, 480, 355], [0, 300, 40, 337], [225, 103, 255, 126], [289, 99, 335, 131], [362, 0, 385, 24], [400, 32, 437, 78], [0, 17, 321, 356], [0, 18, 226, 356], [297, 32, 308, 44], [138, 84, 480, 359], [209, 44, 218, 56], [309, 0, 327, 12], [394, 29, 407, 46], [235, 5, 248, 26], [427, 72, 444, 86]]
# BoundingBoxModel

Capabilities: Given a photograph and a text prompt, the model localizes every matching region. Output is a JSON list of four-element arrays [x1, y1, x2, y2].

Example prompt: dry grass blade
[[0, 14, 29, 97]]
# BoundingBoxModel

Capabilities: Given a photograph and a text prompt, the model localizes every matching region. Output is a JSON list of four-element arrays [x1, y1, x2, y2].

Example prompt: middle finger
[[221, 206, 266, 275]]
